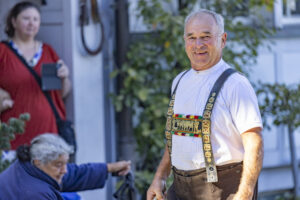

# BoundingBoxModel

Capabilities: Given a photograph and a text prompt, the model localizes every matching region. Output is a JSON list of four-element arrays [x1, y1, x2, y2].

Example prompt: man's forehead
[[188, 12, 216, 24], [185, 14, 218, 35]]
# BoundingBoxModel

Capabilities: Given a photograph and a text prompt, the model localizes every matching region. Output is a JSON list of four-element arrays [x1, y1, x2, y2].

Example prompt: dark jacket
[[0, 160, 108, 200]]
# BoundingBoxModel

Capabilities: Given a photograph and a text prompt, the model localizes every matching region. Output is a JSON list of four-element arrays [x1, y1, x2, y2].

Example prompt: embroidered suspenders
[[165, 68, 236, 182], [165, 70, 190, 155]]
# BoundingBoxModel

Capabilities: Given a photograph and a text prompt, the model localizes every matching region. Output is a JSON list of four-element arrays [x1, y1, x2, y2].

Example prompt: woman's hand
[[57, 59, 69, 80], [0, 88, 14, 113], [107, 160, 131, 176], [56, 59, 72, 98]]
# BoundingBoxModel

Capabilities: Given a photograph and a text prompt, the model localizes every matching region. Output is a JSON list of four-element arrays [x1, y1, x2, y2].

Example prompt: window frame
[[274, 0, 300, 28]]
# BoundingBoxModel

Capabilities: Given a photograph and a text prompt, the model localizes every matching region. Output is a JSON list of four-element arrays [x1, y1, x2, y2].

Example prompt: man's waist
[[171, 156, 244, 172], [172, 161, 243, 177]]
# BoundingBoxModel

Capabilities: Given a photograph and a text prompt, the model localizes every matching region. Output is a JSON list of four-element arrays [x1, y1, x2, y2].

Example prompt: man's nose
[[194, 39, 206, 50], [195, 38, 204, 46]]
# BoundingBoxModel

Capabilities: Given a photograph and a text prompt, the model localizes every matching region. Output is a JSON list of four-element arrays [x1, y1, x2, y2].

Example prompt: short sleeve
[[227, 75, 263, 134]]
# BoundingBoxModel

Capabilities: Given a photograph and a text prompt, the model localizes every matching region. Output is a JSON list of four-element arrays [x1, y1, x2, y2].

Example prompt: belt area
[[172, 162, 242, 177]]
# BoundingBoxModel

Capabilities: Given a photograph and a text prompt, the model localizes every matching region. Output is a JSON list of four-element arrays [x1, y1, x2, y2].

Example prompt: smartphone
[[41, 63, 62, 91]]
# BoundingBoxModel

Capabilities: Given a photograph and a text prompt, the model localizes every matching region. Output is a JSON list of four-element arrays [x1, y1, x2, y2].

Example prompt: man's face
[[35, 154, 69, 184], [184, 13, 227, 71]]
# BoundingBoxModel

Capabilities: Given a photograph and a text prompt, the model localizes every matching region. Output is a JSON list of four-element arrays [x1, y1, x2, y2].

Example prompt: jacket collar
[[19, 160, 61, 190]]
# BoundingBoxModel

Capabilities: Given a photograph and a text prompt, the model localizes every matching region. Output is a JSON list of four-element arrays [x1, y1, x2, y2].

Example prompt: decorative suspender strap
[[165, 69, 190, 157], [201, 68, 236, 182]]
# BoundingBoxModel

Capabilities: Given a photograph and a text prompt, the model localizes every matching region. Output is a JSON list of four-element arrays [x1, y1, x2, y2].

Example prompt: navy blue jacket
[[0, 160, 108, 200]]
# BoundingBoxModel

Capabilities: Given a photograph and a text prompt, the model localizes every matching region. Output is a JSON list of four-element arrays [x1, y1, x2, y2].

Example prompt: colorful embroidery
[[171, 114, 203, 137]]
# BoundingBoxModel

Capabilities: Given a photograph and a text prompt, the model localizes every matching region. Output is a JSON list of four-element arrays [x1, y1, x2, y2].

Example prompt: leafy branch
[[0, 113, 30, 172]]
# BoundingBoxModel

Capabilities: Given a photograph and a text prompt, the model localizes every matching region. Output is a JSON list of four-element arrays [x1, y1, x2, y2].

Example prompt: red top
[[0, 43, 66, 149]]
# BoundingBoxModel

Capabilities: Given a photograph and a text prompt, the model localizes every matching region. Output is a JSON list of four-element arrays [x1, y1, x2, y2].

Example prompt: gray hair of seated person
[[184, 9, 225, 36], [30, 133, 74, 164]]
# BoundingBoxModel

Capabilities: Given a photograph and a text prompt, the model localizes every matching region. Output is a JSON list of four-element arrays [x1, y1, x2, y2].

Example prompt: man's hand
[[147, 179, 166, 200], [0, 88, 14, 113], [107, 160, 131, 176], [147, 145, 171, 200]]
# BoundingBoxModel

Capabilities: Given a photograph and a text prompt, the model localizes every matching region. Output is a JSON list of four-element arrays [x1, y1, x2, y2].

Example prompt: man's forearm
[[237, 128, 263, 199], [153, 145, 172, 181], [147, 145, 171, 200]]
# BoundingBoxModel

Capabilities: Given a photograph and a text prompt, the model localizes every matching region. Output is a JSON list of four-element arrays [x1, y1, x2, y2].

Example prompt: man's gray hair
[[30, 133, 74, 164], [184, 9, 225, 36]]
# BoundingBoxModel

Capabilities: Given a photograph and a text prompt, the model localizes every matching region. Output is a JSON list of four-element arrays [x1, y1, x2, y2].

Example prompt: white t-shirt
[[171, 59, 263, 170]]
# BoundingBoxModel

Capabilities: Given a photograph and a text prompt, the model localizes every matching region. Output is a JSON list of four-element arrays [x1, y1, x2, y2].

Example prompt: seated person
[[0, 133, 131, 200]]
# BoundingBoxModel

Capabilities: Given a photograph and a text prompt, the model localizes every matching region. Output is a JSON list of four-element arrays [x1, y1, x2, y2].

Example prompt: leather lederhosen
[[167, 162, 258, 200]]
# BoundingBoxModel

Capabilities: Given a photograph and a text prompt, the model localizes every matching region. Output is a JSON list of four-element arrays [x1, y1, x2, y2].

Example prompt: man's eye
[[202, 36, 211, 41], [188, 37, 196, 40]]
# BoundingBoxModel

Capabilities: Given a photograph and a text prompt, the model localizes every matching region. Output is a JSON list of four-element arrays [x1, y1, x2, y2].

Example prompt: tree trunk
[[115, 0, 136, 167], [288, 124, 300, 198]]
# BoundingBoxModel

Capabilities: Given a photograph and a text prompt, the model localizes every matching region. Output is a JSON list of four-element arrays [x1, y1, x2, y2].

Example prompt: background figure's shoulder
[[42, 42, 60, 61], [0, 41, 10, 56], [0, 42, 5, 57], [42, 42, 55, 53]]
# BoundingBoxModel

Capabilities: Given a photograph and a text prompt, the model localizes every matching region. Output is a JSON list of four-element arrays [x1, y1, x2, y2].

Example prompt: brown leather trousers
[[167, 162, 258, 200]]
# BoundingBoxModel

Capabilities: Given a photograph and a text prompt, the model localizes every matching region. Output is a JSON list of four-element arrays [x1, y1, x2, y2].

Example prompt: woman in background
[[0, 1, 71, 150]]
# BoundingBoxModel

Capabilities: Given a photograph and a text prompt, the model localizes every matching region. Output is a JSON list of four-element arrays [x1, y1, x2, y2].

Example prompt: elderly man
[[0, 133, 131, 200], [147, 9, 263, 200]]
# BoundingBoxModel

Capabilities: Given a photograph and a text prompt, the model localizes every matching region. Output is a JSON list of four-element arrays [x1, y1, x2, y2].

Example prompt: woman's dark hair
[[5, 1, 40, 38], [16, 145, 31, 162]]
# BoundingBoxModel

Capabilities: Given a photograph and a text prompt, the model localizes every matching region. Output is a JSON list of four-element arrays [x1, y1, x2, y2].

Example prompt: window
[[283, 0, 300, 16], [274, 0, 300, 27]]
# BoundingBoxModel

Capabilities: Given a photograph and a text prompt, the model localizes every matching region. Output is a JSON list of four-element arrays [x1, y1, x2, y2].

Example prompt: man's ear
[[221, 32, 227, 48]]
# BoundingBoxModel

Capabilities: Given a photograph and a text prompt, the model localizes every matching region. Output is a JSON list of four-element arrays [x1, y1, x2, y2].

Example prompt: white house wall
[[250, 37, 300, 193], [69, 0, 107, 199]]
